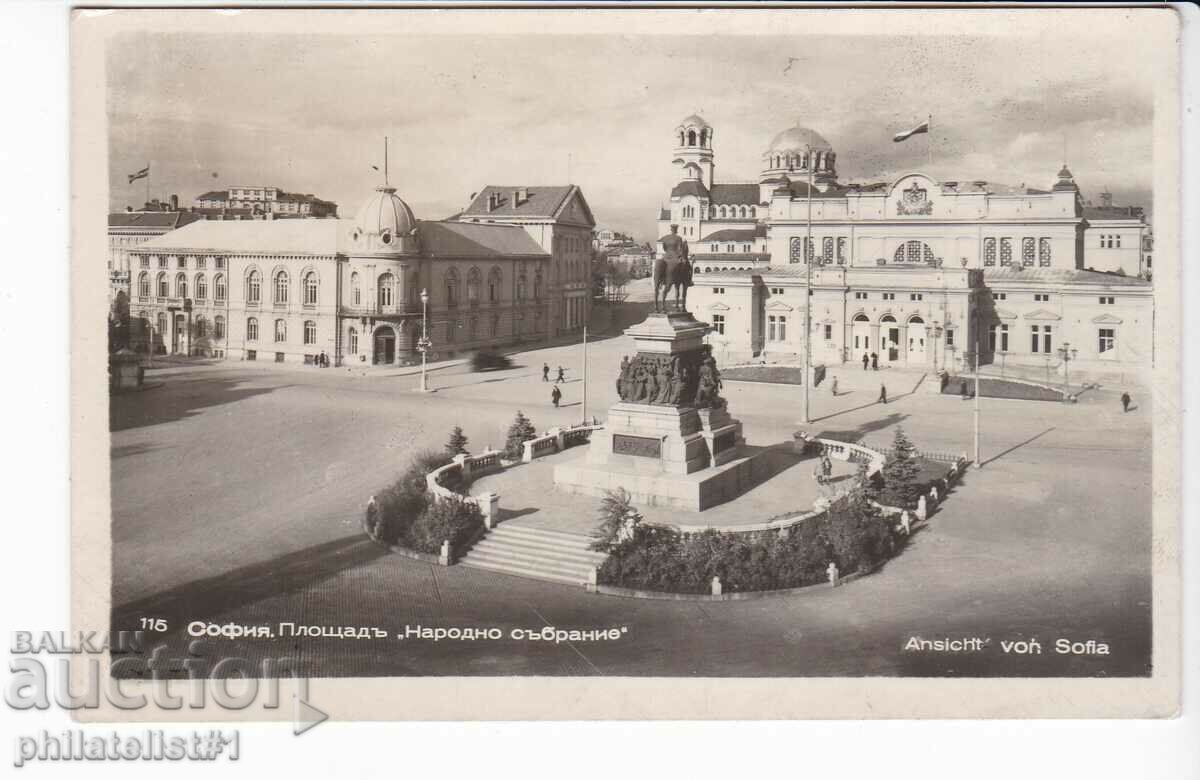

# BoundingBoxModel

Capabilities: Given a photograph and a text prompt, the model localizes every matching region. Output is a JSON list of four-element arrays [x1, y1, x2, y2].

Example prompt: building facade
[[108, 210, 205, 302], [127, 182, 594, 364], [194, 185, 338, 218], [669, 116, 1154, 381]]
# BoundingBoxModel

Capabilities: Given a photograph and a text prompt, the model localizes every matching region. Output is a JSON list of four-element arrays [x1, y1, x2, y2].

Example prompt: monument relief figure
[[654, 224, 691, 313], [644, 364, 661, 405]]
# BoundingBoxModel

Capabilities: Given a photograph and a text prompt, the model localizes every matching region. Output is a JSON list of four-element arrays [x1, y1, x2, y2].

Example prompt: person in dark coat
[[1121, 391, 1131, 413], [871, 352, 879, 371], [878, 384, 888, 404], [551, 385, 562, 408], [556, 366, 566, 383], [862, 352, 869, 371], [542, 363, 550, 382], [960, 379, 969, 399]]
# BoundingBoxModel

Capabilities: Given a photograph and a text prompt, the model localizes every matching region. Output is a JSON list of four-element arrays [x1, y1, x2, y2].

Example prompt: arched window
[[789, 237, 804, 264], [983, 237, 996, 266], [881, 314, 897, 324], [274, 271, 289, 304], [156, 272, 168, 298], [837, 237, 847, 264], [490, 313, 500, 337], [350, 272, 361, 306], [195, 273, 207, 300], [687, 130, 697, 146], [246, 317, 259, 341], [246, 270, 261, 304], [488, 267, 502, 303], [469, 316, 478, 340], [700, 129, 709, 148], [740, 206, 748, 218], [445, 268, 460, 306], [678, 130, 685, 146], [709, 207, 716, 219], [156, 313, 168, 338], [195, 317, 208, 338], [1000, 238, 1013, 266], [347, 327, 358, 354], [1022, 238, 1036, 267], [138, 272, 150, 298], [175, 273, 188, 299], [822, 237, 834, 263], [718, 206, 726, 218], [749, 206, 756, 218], [516, 274, 527, 301], [534, 270, 543, 300], [1039, 238, 1052, 267], [467, 267, 481, 304], [377, 272, 394, 307], [409, 272, 420, 304], [303, 272, 318, 305], [303, 320, 316, 345], [893, 241, 936, 265], [274, 319, 287, 342], [853, 313, 870, 323], [214, 315, 225, 340]]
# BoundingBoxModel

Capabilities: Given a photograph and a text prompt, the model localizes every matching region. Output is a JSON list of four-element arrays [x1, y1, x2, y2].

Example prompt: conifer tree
[[881, 426, 921, 508], [445, 425, 469, 456], [503, 411, 537, 460]]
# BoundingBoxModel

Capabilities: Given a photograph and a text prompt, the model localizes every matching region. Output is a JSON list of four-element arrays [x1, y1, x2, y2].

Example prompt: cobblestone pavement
[[110, 323, 1153, 677]]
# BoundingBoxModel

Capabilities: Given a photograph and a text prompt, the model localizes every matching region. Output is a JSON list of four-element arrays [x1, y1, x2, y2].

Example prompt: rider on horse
[[654, 224, 692, 312]]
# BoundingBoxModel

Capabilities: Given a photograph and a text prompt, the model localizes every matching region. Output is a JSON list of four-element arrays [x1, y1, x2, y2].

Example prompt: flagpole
[[927, 115, 933, 172], [145, 162, 150, 208]]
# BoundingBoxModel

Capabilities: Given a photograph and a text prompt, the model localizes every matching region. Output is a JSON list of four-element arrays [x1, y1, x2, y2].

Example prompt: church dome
[[678, 113, 710, 129], [766, 125, 833, 153], [352, 185, 417, 253]]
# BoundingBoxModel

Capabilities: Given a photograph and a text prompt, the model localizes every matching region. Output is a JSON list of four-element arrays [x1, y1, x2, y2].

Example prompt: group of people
[[543, 363, 568, 407], [311, 351, 330, 368], [861, 351, 880, 371]]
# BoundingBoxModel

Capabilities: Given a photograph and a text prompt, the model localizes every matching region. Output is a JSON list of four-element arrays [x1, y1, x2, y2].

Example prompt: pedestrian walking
[[960, 379, 969, 399], [1121, 391, 1131, 413], [878, 384, 888, 404], [871, 352, 879, 371], [542, 363, 550, 382], [551, 385, 562, 408], [831, 376, 839, 396], [555, 366, 566, 383], [862, 352, 869, 371]]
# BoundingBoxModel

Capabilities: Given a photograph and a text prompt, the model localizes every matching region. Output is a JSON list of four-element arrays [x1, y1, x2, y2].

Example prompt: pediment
[[1091, 313, 1123, 325], [765, 300, 794, 312], [1023, 308, 1061, 321], [993, 307, 1018, 320]]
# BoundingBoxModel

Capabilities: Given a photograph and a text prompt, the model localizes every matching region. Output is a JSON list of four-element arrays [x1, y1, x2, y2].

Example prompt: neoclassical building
[[126, 181, 595, 365], [664, 115, 1154, 380]]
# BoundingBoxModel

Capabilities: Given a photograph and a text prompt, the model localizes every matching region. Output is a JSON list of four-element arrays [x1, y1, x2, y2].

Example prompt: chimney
[[512, 189, 523, 207], [1100, 191, 1113, 208], [125, 206, 133, 213], [170, 194, 179, 211], [486, 193, 497, 212]]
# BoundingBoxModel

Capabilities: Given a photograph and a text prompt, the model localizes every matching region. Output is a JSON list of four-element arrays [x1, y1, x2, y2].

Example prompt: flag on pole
[[892, 121, 930, 143], [127, 166, 149, 183]]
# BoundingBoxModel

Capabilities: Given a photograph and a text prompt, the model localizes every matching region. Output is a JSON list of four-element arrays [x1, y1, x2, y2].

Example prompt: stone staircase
[[459, 525, 606, 587]]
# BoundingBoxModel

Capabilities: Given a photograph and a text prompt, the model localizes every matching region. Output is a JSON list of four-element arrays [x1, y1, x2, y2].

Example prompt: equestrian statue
[[653, 224, 693, 313]]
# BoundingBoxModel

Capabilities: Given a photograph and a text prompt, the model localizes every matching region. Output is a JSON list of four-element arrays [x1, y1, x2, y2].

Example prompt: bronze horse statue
[[654, 225, 692, 313]]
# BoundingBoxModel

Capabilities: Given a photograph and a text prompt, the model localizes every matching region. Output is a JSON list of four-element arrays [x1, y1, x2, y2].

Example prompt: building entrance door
[[173, 314, 186, 354], [907, 317, 926, 363], [851, 316, 871, 353], [373, 326, 396, 365]]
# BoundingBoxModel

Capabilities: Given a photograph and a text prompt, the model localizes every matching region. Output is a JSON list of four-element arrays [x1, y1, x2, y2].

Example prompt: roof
[[692, 253, 771, 263], [659, 208, 671, 220], [108, 211, 205, 230], [670, 180, 710, 199], [984, 268, 1151, 288], [709, 183, 761, 205], [766, 125, 833, 153], [700, 228, 759, 242], [196, 190, 227, 201], [777, 180, 851, 199], [417, 220, 547, 257], [461, 185, 587, 222], [1083, 205, 1146, 222], [678, 114, 711, 129], [128, 216, 546, 258]]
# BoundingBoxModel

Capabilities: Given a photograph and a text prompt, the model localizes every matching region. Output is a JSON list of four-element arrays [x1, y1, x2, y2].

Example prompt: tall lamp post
[[417, 288, 432, 392], [930, 320, 943, 375], [1057, 342, 1078, 400], [964, 344, 981, 468]]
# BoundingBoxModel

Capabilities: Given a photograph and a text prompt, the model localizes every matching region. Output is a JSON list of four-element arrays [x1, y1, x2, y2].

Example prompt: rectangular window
[[1116, 235, 1122, 248], [1098, 328, 1115, 354], [1099, 296, 1115, 305], [1034, 293, 1050, 302], [712, 314, 725, 335], [778, 317, 787, 341], [215, 257, 226, 270], [1031, 324, 1053, 354], [945, 329, 954, 348], [994, 292, 1007, 300], [196, 257, 206, 270], [158, 256, 168, 269], [882, 292, 895, 301], [910, 293, 923, 301], [770, 287, 784, 295], [140, 256, 149, 268], [275, 352, 285, 363], [854, 292, 868, 300], [990, 324, 1008, 352], [177, 257, 187, 269], [712, 287, 725, 294], [1030, 325, 1040, 353], [823, 323, 832, 341], [246, 350, 256, 361]]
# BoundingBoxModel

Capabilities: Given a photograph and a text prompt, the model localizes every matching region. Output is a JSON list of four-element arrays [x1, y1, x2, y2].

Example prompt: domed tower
[[759, 124, 837, 197], [672, 114, 714, 189], [349, 185, 418, 255]]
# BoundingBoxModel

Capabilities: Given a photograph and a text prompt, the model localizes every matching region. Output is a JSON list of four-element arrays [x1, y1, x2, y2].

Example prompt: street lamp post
[[417, 288, 432, 392], [970, 342, 981, 468], [1057, 342, 1078, 400], [930, 320, 943, 375]]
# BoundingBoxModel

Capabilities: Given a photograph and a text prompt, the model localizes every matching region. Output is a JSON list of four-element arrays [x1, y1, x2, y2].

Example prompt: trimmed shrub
[[369, 450, 455, 546], [408, 496, 485, 556], [590, 487, 636, 552], [598, 489, 894, 594], [503, 411, 537, 460]]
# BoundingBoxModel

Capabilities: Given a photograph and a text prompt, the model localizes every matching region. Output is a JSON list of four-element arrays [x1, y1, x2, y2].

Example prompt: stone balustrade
[[521, 423, 604, 463]]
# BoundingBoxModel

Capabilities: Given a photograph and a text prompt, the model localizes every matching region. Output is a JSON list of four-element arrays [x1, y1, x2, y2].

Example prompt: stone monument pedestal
[[553, 310, 765, 512]]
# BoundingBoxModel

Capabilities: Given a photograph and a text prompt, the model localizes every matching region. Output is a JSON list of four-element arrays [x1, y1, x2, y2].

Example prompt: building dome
[[352, 185, 417, 253], [678, 113, 710, 129], [766, 125, 833, 153]]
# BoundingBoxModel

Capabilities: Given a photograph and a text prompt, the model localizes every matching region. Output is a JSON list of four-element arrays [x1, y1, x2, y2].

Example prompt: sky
[[108, 29, 1156, 241]]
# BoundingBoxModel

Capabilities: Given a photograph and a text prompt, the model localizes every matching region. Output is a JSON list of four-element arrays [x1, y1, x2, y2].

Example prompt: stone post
[[916, 496, 927, 522], [930, 485, 939, 503], [826, 561, 839, 587], [439, 539, 451, 566], [479, 492, 500, 529], [452, 453, 471, 480], [587, 567, 599, 593], [550, 426, 565, 451], [522, 439, 535, 464], [710, 576, 722, 597], [900, 511, 911, 536]]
